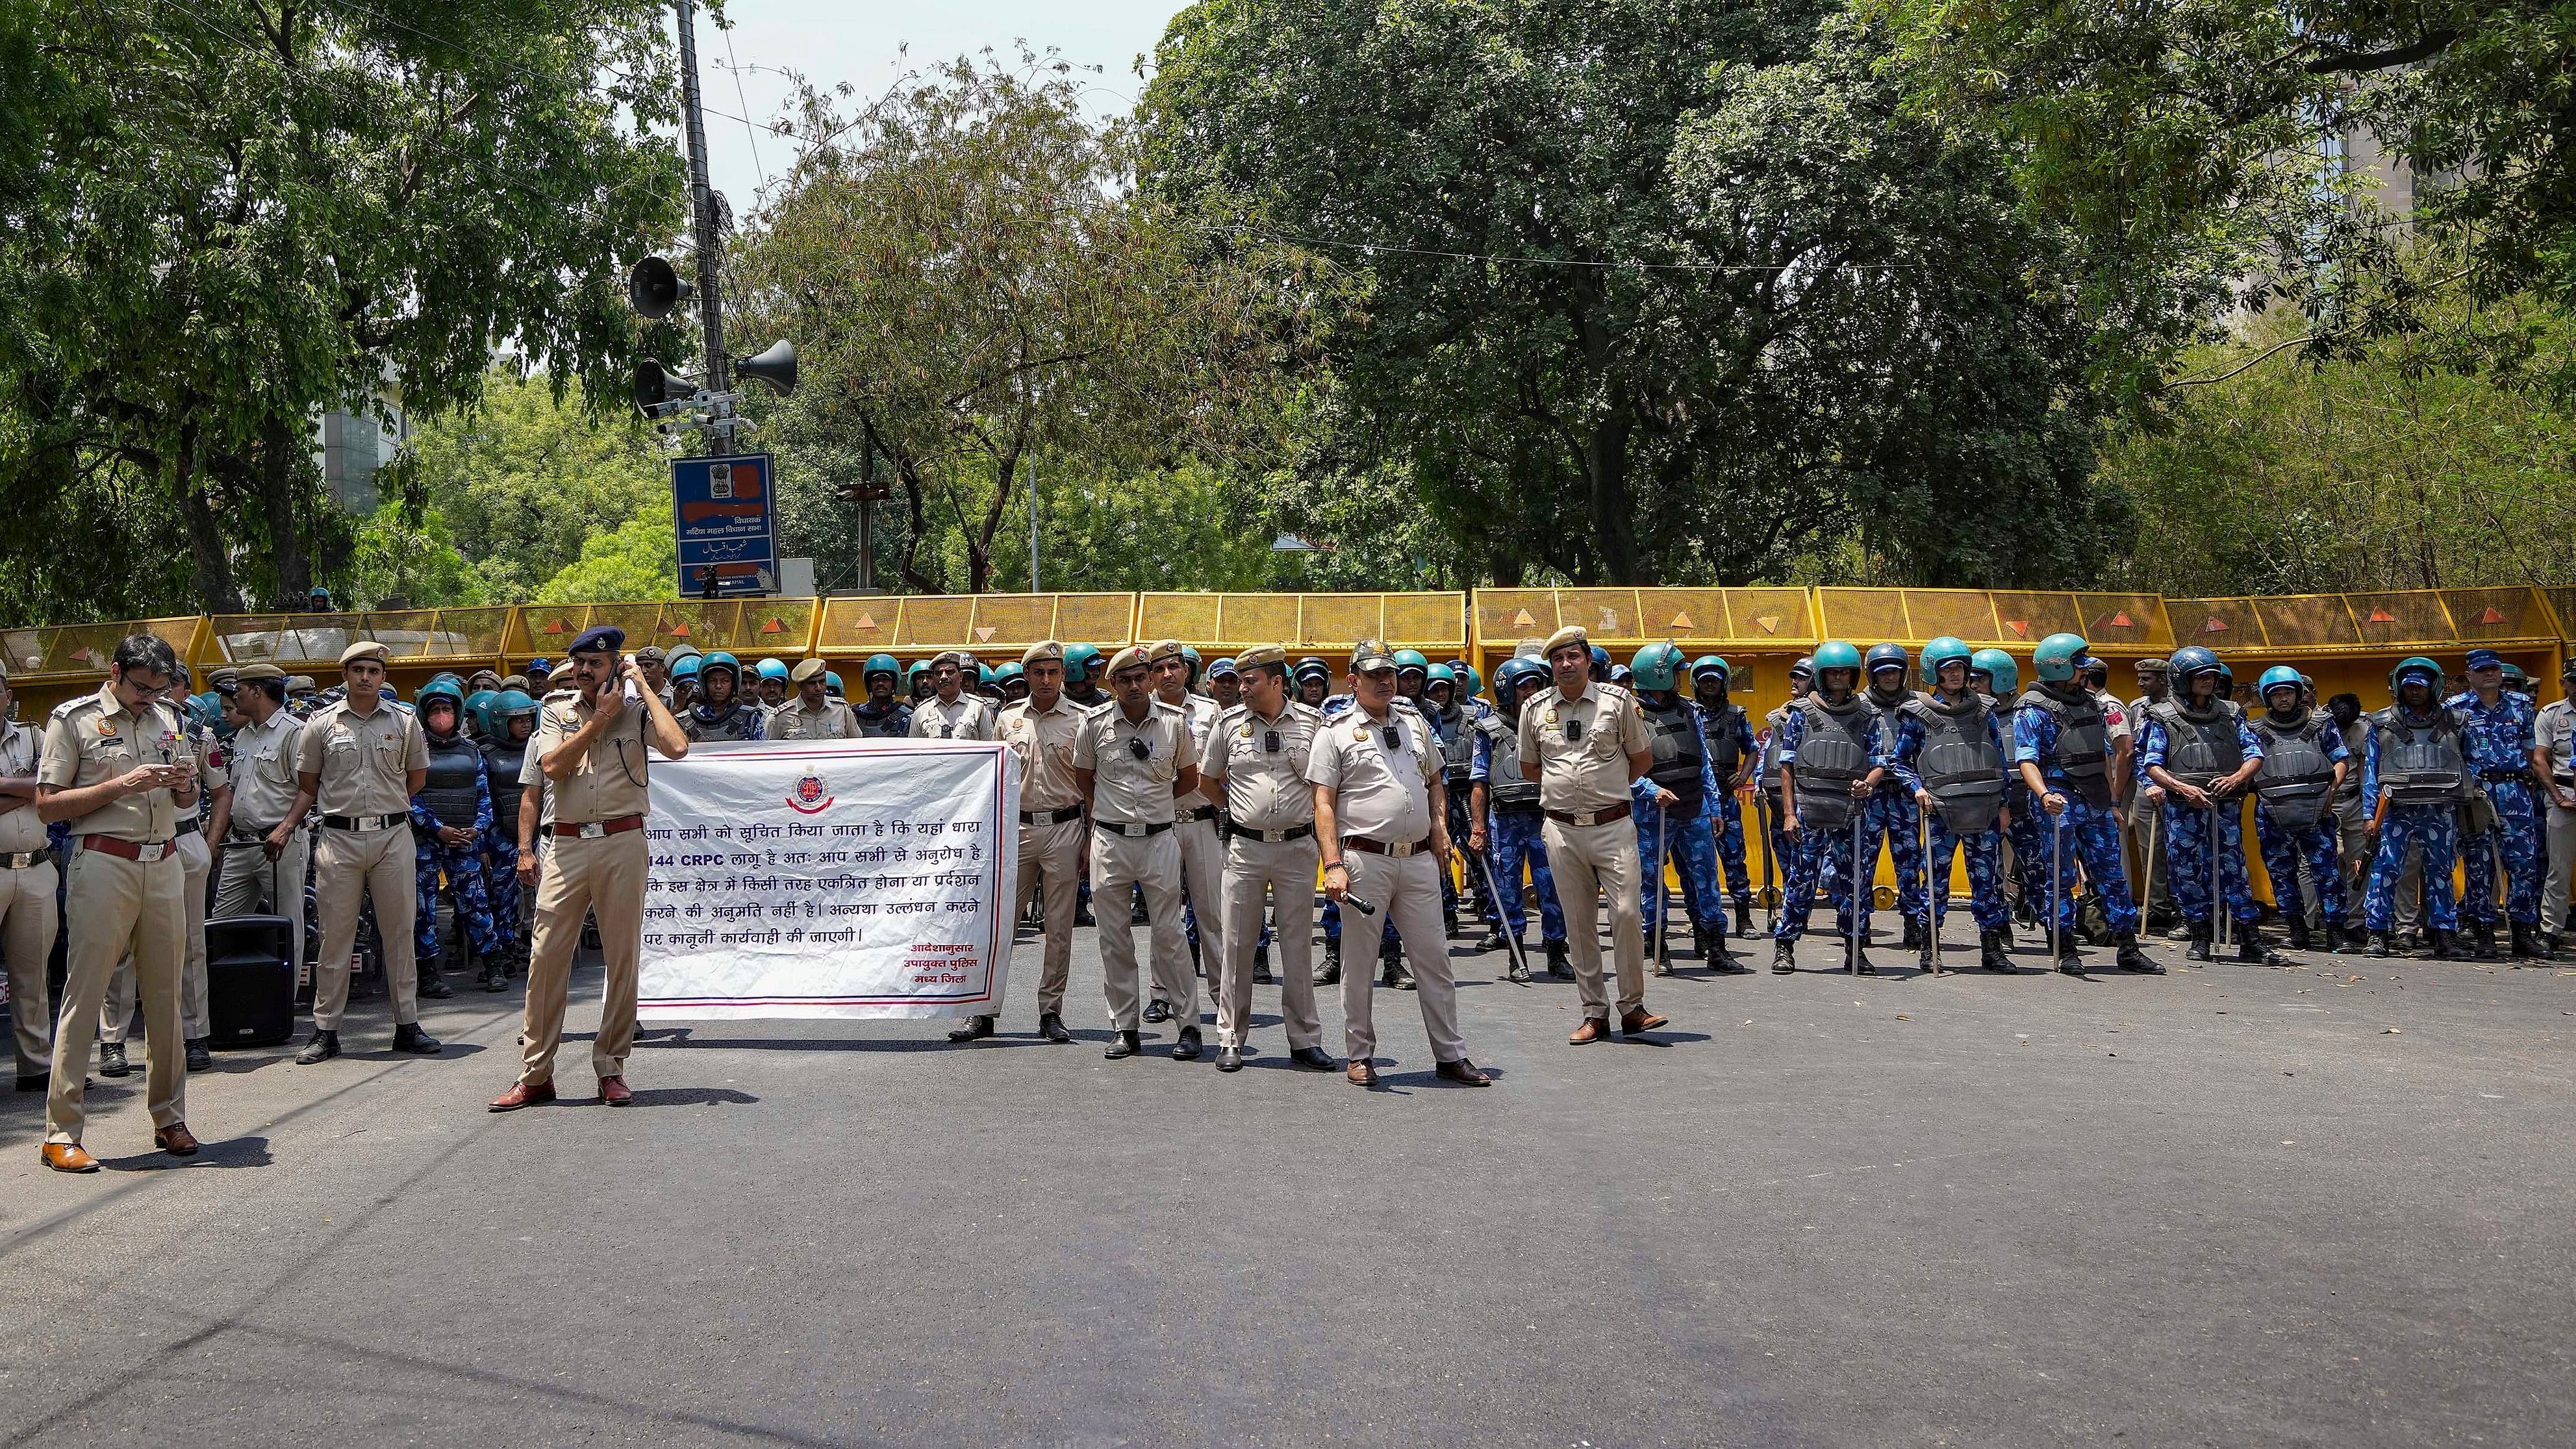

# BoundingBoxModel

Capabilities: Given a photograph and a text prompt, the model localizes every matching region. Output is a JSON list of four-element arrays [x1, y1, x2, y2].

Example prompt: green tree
[[0, 0, 687, 621], [533, 512, 681, 604], [347, 500, 490, 608]]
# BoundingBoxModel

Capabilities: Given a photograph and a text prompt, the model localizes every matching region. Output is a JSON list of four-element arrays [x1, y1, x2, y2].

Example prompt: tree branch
[[2303, 32, 2460, 75]]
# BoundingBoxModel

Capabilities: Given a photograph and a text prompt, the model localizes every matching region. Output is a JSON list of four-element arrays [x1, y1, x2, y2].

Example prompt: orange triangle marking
[[760, 617, 784, 633], [2367, 609, 2395, 624], [542, 620, 565, 635], [1510, 609, 1537, 627], [854, 612, 878, 631], [2109, 611, 2133, 628], [2004, 620, 2028, 636], [2479, 606, 2506, 624], [2203, 616, 2229, 633], [1756, 616, 1780, 635], [973, 626, 996, 642], [666, 622, 690, 636], [1669, 611, 1694, 630]]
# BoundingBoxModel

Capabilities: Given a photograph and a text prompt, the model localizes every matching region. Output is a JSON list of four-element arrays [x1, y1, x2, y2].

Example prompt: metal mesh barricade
[[8, 616, 206, 682], [2077, 592, 2173, 651], [2345, 591, 2449, 649], [2443, 587, 2544, 644], [1138, 594, 1222, 646], [1476, 590, 1558, 646], [2169, 598, 2268, 649], [2253, 595, 2360, 651], [1815, 589, 1910, 646], [1902, 590, 2002, 644]]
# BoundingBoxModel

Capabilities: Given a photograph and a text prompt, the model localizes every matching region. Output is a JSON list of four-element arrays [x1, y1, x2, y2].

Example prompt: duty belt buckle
[[1389, 839, 1415, 857], [577, 821, 606, 840], [136, 842, 166, 863], [1572, 809, 1600, 827], [1121, 823, 1148, 838]]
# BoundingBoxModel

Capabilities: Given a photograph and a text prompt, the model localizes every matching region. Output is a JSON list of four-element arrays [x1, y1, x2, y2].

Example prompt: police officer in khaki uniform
[[208, 664, 309, 982], [35, 633, 198, 1170], [1521, 625, 1669, 1044], [1072, 644, 1199, 1060], [1204, 644, 1333, 1073], [1148, 637, 1226, 1020], [767, 658, 861, 741], [911, 651, 998, 741], [287, 640, 436, 1063], [1309, 640, 1487, 1087], [491, 625, 688, 1111], [101, 673, 225, 1073], [0, 662, 59, 1092], [954, 641, 1088, 1046]]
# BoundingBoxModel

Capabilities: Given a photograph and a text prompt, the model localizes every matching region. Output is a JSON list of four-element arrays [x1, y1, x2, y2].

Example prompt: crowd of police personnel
[[6, 624, 2572, 1165]]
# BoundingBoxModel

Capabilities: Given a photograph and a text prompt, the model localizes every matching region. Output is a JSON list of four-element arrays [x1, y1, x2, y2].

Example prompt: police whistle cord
[[1471, 848, 1535, 987], [1919, 806, 1939, 976], [1849, 810, 1865, 976]]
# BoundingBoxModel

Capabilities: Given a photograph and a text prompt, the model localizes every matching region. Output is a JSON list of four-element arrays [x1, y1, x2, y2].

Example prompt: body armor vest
[[2247, 711, 2337, 829], [1867, 689, 1915, 794], [2149, 698, 2242, 790], [853, 701, 911, 739], [2017, 686, 2114, 806], [1435, 705, 1475, 785], [1790, 697, 1874, 831], [1902, 694, 2005, 831], [1699, 701, 1745, 783], [688, 702, 756, 742], [483, 740, 527, 840], [1641, 698, 1706, 809], [1476, 712, 1539, 813], [2371, 707, 2468, 807], [418, 733, 484, 831]]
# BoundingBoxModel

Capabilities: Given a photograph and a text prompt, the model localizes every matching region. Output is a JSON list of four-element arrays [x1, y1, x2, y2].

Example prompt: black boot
[[1734, 903, 1755, 939], [391, 1021, 442, 1054], [1505, 941, 1532, 984], [2345, 922, 2372, 953], [1700, 928, 1749, 973], [1037, 1012, 1072, 1043], [1472, 926, 1509, 955], [2510, 922, 2544, 960], [1317, 942, 1342, 986], [1444, 907, 1460, 938], [2184, 923, 2212, 963], [1253, 940, 1274, 983], [1382, 943, 1414, 991], [295, 1028, 340, 1065], [2366, 929, 2392, 957], [946, 1014, 996, 1043], [1978, 929, 2013, 972], [1545, 939, 1574, 980], [417, 963, 453, 1000], [481, 959, 509, 992], [2056, 940, 2086, 975], [1772, 939, 1796, 974], [2115, 933, 2161, 972], [2429, 928, 2456, 959], [2469, 920, 2500, 961], [1899, 917, 1925, 951], [97, 1040, 129, 1077], [2543, 931, 2564, 959], [2235, 931, 2284, 967], [2285, 918, 2311, 952], [184, 1038, 212, 1072], [1852, 948, 1878, 976]]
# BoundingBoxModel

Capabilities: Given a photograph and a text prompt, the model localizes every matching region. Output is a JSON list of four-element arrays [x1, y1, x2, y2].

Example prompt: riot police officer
[[479, 687, 538, 989], [1471, 657, 1564, 980], [852, 653, 913, 738], [683, 651, 764, 742], [1689, 657, 1760, 939], [2138, 646, 2279, 964], [1061, 644, 1109, 711], [1771, 642, 1882, 973], [1754, 656, 1813, 937], [1628, 642, 1734, 969], [2362, 657, 2469, 958], [410, 679, 505, 996], [753, 657, 791, 711], [2246, 664, 2351, 954], [1422, 663, 1493, 943], [2014, 634, 2157, 974], [2449, 648, 2548, 959], [1292, 657, 1332, 711], [1859, 644, 1931, 951], [1888, 637, 2015, 971]]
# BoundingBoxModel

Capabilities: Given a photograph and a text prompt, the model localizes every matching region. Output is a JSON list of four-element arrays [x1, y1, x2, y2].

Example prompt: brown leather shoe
[[1345, 1060, 1378, 1087], [40, 1142, 99, 1173], [598, 1076, 633, 1106], [153, 1123, 200, 1157], [1620, 1006, 1670, 1036], [1567, 1016, 1611, 1045], [1434, 1057, 1490, 1087], [487, 1080, 558, 1113]]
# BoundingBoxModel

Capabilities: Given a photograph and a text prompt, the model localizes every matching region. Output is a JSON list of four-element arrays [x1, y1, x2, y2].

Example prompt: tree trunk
[[968, 452, 1017, 596], [257, 413, 311, 607], [171, 425, 246, 613], [1583, 402, 1638, 583]]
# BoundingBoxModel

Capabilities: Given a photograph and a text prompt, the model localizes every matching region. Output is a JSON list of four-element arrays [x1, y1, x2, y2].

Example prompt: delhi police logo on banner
[[785, 772, 834, 815]]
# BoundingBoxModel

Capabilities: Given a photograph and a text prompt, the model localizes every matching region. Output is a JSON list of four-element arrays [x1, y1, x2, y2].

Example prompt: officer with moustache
[[769, 659, 862, 740], [1204, 645, 1333, 1072], [1073, 646, 1199, 1060], [952, 642, 1086, 1046], [851, 655, 913, 738], [913, 651, 999, 741]]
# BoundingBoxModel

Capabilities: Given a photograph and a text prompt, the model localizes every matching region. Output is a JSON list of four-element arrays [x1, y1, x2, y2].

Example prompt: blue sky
[[685, 1, 1183, 208]]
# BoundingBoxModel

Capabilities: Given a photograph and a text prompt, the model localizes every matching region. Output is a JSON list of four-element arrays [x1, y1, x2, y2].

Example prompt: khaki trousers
[[1015, 817, 1084, 1016], [2121, 798, 2169, 916], [1155, 815, 1226, 1013], [1090, 827, 1185, 1031], [1336, 850, 1464, 1064], [1, 857, 58, 1077], [104, 828, 210, 1042], [518, 829, 647, 1086], [48, 847, 186, 1144], [214, 825, 309, 980], [1546, 816, 1646, 1016], [2542, 799, 2576, 936], [312, 823, 418, 1030], [1219, 833, 1319, 1050]]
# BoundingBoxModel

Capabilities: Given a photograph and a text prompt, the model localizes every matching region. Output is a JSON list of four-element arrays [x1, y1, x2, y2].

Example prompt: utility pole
[[674, 0, 730, 446]]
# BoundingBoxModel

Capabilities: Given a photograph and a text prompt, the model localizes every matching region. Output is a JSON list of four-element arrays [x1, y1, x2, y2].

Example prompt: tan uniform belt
[[82, 835, 174, 863], [1342, 833, 1430, 858]]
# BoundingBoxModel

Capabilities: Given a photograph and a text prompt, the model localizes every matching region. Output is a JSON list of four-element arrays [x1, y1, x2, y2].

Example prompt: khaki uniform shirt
[[1072, 699, 1196, 826], [767, 697, 860, 742], [1206, 701, 1322, 832], [911, 693, 996, 742], [225, 710, 305, 829], [999, 696, 1085, 813], [2539, 700, 2575, 789], [1165, 692, 1224, 799], [0, 719, 50, 852], [39, 684, 185, 842], [1517, 682, 1652, 814], [520, 687, 653, 825], [295, 697, 428, 817], [1306, 700, 1438, 843]]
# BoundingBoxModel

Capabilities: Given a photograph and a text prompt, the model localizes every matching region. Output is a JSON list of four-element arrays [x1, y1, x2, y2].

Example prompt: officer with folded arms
[[286, 641, 436, 1063], [954, 642, 1087, 1046], [1204, 644, 1333, 1073], [491, 625, 688, 1111]]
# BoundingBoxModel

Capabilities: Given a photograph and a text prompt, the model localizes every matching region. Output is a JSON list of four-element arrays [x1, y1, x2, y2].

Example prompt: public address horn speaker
[[737, 338, 798, 397], [628, 255, 690, 320], [633, 359, 696, 413]]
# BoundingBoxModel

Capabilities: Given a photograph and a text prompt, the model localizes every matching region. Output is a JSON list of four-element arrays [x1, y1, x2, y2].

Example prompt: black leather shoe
[[946, 1014, 996, 1043], [1143, 998, 1172, 1025], [1771, 940, 1795, 974], [1289, 1045, 1337, 1071], [1104, 1030, 1142, 1060], [392, 1022, 443, 1054], [1037, 1012, 1072, 1044], [417, 967, 453, 1000], [1253, 940, 1274, 982], [1171, 1026, 1202, 1061], [184, 1039, 212, 1072], [1215, 1044, 1244, 1072], [16, 1070, 48, 1092], [296, 1029, 340, 1065], [98, 1041, 129, 1077]]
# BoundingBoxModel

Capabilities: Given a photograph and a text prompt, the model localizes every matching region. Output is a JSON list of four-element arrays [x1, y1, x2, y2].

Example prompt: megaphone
[[628, 256, 690, 320], [633, 359, 698, 412], [736, 338, 798, 397]]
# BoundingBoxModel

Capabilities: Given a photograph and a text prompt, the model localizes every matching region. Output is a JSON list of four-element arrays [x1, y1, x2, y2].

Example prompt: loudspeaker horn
[[628, 256, 690, 320], [632, 359, 697, 412], [736, 338, 798, 397]]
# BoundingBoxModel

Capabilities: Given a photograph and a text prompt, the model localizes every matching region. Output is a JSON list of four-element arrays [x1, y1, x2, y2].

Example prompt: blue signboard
[[670, 452, 778, 597]]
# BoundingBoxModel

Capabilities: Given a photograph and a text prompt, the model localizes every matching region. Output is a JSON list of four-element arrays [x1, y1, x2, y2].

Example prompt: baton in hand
[[1849, 811, 1864, 976], [2049, 810, 2064, 966], [1653, 807, 1670, 976], [1919, 804, 1938, 976]]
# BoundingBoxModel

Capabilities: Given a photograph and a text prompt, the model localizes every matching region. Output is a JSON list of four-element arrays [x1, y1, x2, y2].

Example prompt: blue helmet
[[672, 653, 702, 681], [1812, 640, 1863, 676], [2390, 655, 2442, 697], [1062, 643, 1102, 685], [1494, 657, 1550, 703], [2257, 665, 2303, 700], [492, 688, 538, 727], [995, 662, 1024, 687], [1424, 663, 1458, 699], [1689, 655, 1730, 687], [824, 672, 844, 696], [418, 677, 465, 713], [1462, 663, 1483, 699], [755, 657, 789, 683], [1789, 655, 1813, 682], [1293, 655, 1330, 686], [2168, 645, 2222, 686], [1587, 644, 1610, 681], [863, 653, 901, 688], [1970, 648, 2019, 696], [2033, 633, 2088, 684], [699, 650, 740, 685], [1630, 642, 1686, 692], [464, 688, 501, 737], [1921, 636, 1973, 683], [1865, 642, 1910, 682]]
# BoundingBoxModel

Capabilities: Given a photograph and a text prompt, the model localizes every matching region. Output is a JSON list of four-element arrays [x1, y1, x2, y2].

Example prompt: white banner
[[637, 740, 1020, 1020]]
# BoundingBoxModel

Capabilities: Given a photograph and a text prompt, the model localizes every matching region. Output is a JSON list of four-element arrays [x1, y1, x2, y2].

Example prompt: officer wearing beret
[[767, 658, 861, 740], [0, 661, 58, 1094], [911, 650, 998, 742], [1147, 637, 1227, 1022], [1521, 624, 1669, 1044], [34, 634, 199, 1170], [286, 640, 436, 1065], [1204, 644, 1333, 1073], [1072, 644, 1199, 1059], [489, 625, 688, 1111], [954, 640, 1087, 1045], [208, 663, 309, 994]]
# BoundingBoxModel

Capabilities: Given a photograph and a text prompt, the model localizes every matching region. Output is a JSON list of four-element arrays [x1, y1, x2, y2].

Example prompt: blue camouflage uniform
[[1888, 702, 2013, 931], [1632, 694, 1726, 941], [1770, 701, 1886, 942], [2361, 705, 2465, 933], [2449, 689, 2544, 926], [2013, 691, 2140, 937], [1472, 712, 1563, 944], [2247, 709, 2350, 928], [1860, 687, 1930, 927], [1698, 701, 1760, 911], [411, 740, 507, 966], [1755, 709, 1795, 911], [481, 735, 530, 950], [2136, 703, 2266, 929]]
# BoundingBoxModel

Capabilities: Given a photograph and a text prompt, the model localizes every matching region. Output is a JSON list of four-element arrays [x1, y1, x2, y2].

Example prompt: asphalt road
[[3, 918, 2571, 1448]]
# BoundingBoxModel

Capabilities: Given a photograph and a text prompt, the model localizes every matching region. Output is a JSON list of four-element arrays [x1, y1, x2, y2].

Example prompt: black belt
[[1545, 802, 1632, 827], [1092, 818, 1172, 839], [1181, 803, 1219, 824], [1226, 820, 1314, 844], [1020, 805, 1084, 825], [321, 813, 406, 832], [174, 818, 199, 835], [1342, 833, 1431, 858], [0, 847, 51, 870], [2479, 770, 2532, 783]]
